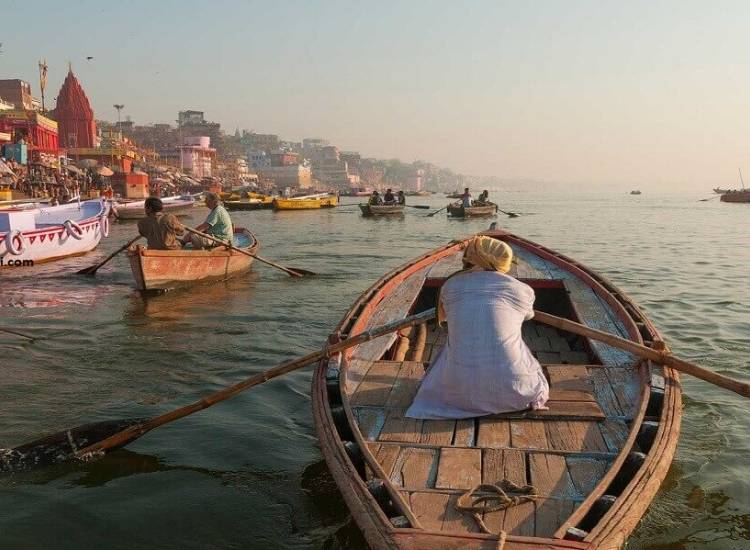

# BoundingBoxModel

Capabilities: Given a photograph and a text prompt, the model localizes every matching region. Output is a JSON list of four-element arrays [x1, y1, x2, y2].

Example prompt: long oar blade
[[1, 418, 146, 473]]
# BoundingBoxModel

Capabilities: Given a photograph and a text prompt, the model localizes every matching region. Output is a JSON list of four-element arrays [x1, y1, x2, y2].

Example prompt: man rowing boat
[[406, 236, 549, 419], [137, 197, 184, 250]]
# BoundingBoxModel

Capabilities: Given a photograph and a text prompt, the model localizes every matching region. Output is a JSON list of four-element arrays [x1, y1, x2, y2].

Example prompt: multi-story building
[[258, 165, 311, 188], [0, 98, 15, 111], [0, 110, 59, 166], [180, 136, 216, 178], [247, 149, 270, 170], [405, 168, 425, 192], [270, 150, 299, 166], [243, 132, 279, 152], [0, 79, 36, 110]]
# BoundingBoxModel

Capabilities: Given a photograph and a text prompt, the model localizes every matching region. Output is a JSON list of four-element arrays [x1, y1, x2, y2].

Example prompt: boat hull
[[312, 229, 681, 549], [720, 190, 750, 203], [0, 199, 108, 263], [126, 228, 258, 290], [113, 196, 196, 220], [273, 196, 339, 210], [359, 204, 405, 216], [447, 203, 497, 217], [225, 200, 265, 211]]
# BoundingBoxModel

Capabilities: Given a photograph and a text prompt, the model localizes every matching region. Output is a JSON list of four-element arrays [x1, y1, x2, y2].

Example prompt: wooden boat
[[360, 203, 405, 217], [719, 190, 750, 203], [126, 228, 258, 291], [273, 194, 339, 210], [448, 202, 498, 218], [0, 199, 109, 263], [112, 195, 196, 220], [312, 228, 681, 549], [446, 191, 463, 199], [405, 191, 430, 197], [225, 198, 268, 211], [629, 191, 641, 195]]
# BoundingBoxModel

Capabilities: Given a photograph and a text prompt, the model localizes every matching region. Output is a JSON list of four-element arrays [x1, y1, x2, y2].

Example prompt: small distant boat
[[720, 190, 750, 203], [126, 228, 258, 291], [359, 203, 405, 217], [630, 190, 642, 195], [113, 195, 196, 220], [312, 228, 681, 550], [0, 199, 109, 263], [273, 193, 339, 210], [445, 190, 463, 199], [225, 193, 274, 211], [447, 202, 497, 218], [405, 190, 430, 197], [342, 187, 374, 197], [713, 187, 730, 194]]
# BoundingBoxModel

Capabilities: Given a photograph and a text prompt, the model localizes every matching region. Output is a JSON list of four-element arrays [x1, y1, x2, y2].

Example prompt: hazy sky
[[2, 0, 750, 189]]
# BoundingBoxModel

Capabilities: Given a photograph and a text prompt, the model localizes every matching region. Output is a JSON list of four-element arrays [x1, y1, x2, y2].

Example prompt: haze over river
[[1, 191, 748, 549]]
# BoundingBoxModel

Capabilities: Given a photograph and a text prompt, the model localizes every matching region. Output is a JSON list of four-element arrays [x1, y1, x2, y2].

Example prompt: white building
[[258, 165, 312, 188]]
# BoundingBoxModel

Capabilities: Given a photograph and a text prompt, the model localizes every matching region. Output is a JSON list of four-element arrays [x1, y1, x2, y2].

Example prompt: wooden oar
[[0, 308, 436, 472], [533, 310, 750, 398], [427, 205, 449, 217], [0, 326, 35, 340], [497, 208, 520, 218], [183, 227, 315, 277], [699, 195, 720, 202], [406, 205, 431, 209], [77, 236, 142, 275]]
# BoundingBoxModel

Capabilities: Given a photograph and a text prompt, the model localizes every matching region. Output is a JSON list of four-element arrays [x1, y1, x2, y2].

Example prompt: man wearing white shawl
[[406, 236, 549, 419]]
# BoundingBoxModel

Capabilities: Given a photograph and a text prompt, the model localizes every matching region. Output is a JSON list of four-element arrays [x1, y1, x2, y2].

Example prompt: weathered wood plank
[[537, 351, 562, 364], [435, 448, 482, 490], [453, 418, 475, 446], [545, 365, 592, 391], [598, 419, 630, 453], [566, 456, 609, 496], [559, 351, 592, 365], [392, 446, 439, 489], [503, 500, 536, 536], [351, 360, 401, 406], [476, 418, 511, 448], [409, 491, 450, 531], [354, 406, 386, 441], [510, 421, 549, 449], [544, 421, 609, 452], [385, 361, 424, 408], [535, 498, 576, 538], [420, 419, 456, 446], [529, 452, 576, 498], [481, 448, 505, 485], [529, 335, 552, 352], [604, 366, 641, 417], [504, 449, 528, 485], [442, 493, 482, 533], [371, 442, 401, 481], [379, 409, 423, 443], [588, 368, 624, 416]]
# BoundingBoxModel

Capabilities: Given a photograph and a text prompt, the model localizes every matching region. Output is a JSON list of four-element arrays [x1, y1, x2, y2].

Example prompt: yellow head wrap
[[462, 236, 513, 273]]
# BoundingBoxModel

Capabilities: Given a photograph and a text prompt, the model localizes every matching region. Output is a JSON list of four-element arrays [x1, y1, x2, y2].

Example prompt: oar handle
[[183, 227, 303, 278], [75, 308, 437, 458], [533, 310, 750, 398]]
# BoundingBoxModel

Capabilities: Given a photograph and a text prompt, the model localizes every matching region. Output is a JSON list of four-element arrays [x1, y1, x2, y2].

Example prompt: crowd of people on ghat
[[368, 188, 406, 206], [137, 192, 234, 251]]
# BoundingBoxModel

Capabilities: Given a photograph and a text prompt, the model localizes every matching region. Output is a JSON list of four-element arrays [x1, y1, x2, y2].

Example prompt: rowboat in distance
[[719, 189, 750, 203], [273, 193, 339, 210], [112, 195, 197, 220], [629, 190, 642, 195], [446, 191, 463, 199], [359, 203, 405, 217], [126, 228, 258, 291], [447, 202, 498, 218], [312, 228, 681, 549], [225, 198, 269, 211], [0, 199, 109, 263]]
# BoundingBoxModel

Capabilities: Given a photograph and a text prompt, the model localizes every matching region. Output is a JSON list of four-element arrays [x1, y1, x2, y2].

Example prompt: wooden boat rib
[[448, 203, 498, 218], [312, 229, 681, 549], [360, 204, 405, 217], [0, 199, 109, 263], [126, 228, 258, 290]]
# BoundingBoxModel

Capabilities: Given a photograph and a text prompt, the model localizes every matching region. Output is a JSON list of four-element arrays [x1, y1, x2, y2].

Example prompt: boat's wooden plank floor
[[345, 245, 643, 538]]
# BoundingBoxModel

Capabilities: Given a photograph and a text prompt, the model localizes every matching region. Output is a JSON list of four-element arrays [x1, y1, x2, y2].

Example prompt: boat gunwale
[[312, 229, 682, 548]]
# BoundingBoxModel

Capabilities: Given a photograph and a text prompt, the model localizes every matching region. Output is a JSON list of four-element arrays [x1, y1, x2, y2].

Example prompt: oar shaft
[[533, 310, 750, 398], [0, 326, 35, 340], [78, 235, 141, 274], [75, 308, 437, 458], [183, 227, 303, 277]]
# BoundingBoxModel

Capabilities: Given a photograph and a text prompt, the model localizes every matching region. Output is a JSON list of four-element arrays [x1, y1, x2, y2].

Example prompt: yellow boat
[[273, 194, 339, 210]]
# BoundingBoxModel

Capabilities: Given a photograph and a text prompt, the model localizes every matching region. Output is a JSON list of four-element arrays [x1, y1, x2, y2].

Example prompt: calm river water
[[0, 191, 748, 549]]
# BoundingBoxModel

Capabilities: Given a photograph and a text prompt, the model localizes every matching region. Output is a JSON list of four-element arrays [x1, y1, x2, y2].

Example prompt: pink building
[[180, 136, 216, 178], [405, 169, 425, 192]]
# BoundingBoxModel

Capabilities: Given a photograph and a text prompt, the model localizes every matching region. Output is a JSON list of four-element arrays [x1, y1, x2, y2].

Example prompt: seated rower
[[476, 189, 489, 204], [137, 197, 185, 250], [397, 190, 406, 205], [406, 236, 549, 419], [369, 190, 383, 205], [383, 188, 395, 204], [187, 192, 234, 248], [460, 187, 472, 208]]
